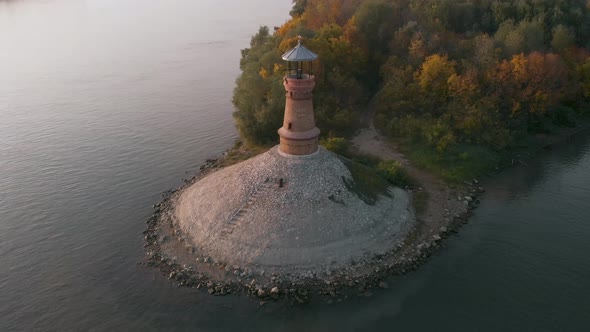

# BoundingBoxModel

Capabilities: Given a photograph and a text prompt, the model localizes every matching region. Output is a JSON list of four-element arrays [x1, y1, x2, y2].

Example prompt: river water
[[1, 1, 589, 331]]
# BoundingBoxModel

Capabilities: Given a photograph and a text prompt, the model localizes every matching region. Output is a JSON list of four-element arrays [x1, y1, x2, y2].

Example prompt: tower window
[[288, 123, 292, 130]]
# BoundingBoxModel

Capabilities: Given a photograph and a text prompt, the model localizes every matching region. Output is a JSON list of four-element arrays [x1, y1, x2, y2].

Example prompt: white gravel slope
[[175, 146, 414, 276]]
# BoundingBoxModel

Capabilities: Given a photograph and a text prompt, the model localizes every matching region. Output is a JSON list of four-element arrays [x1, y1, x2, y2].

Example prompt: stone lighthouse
[[278, 37, 320, 156]]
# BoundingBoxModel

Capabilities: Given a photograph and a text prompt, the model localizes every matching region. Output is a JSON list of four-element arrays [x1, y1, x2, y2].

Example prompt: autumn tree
[[235, 0, 590, 160], [416, 54, 456, 115], [290, 0, 308, 17], [551, 24, 575, 52]]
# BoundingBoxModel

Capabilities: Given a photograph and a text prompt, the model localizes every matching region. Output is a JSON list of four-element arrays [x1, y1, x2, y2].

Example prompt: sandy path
[[351, 123, 469, 241]]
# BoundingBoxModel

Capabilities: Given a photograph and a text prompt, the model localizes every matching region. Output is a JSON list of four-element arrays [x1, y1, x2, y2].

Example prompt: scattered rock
[[257, 289, 267, 298], [378, 281, 389, 289]]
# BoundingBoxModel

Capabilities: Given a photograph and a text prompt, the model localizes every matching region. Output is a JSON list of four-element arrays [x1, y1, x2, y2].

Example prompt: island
[[144, 0, 590, 303]]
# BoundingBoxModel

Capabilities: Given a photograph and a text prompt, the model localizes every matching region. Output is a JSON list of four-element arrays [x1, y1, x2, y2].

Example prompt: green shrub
[[320, 137, 349, 155], [376, 160, 413, 187], [404, 143, 500, 183], [350, 153, 381, 167], [339, 157, 392, 206]]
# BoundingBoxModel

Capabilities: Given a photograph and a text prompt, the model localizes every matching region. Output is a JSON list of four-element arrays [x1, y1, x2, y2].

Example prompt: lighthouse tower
[[278, 37, 320, 156], [158, 37, 416, 292]]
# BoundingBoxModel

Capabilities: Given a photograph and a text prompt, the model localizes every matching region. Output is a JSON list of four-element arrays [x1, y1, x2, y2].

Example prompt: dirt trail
[[351, 110, 469, 240]]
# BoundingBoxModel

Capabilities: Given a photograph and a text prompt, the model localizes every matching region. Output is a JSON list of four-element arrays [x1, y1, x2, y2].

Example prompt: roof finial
[[297, 35, 303, 45]]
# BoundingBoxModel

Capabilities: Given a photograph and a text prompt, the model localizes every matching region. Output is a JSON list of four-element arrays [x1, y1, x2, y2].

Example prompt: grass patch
[[376, 160, 414, 188], [402, 142, 501, 183], [349, 153, 382, 167], [321, 136, 381, 164], [218, 141, 271, 167], [338, 157, 393, 205], [320, 137, 349, 155], [325, 136, 417, 202]]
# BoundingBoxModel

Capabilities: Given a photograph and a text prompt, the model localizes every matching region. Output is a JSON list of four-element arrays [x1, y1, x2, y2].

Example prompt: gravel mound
[[174, 146, 414, 276]]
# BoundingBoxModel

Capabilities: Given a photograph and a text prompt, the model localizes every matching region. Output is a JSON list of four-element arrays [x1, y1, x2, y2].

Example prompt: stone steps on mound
[[218, 178, 282, 239]]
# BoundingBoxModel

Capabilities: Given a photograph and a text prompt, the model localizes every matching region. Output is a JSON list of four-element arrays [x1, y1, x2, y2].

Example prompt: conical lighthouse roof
[[281, 38, 318, 62]]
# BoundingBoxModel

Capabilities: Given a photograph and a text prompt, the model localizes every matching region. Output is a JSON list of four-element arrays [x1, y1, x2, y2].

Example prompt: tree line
[[233, 0, 590, 179]]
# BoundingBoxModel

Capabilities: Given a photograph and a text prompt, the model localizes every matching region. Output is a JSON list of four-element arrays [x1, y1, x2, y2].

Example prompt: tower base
[[278, 127, 320, 156], [279, 137, 319, 155]]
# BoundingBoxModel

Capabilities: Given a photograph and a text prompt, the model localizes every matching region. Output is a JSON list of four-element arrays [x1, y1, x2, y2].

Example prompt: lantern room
[[281, 36, 318, 79]]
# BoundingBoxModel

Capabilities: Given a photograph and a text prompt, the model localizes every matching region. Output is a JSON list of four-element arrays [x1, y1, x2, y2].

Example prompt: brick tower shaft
[[278, 75, 320, 155]]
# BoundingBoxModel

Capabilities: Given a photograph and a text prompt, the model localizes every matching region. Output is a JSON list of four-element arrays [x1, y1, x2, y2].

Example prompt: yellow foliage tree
[[416, 54, 457, 113], [418, 54, 456, 91], [259, 67, 269, 79]]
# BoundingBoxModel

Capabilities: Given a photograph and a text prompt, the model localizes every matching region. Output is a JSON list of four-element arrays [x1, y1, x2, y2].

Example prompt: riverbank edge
[[141, 143, 481, 305], [142, 121, 590, 304]]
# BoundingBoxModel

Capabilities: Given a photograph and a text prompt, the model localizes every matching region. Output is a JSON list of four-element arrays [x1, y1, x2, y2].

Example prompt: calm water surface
[[1, 1, 589, 331]]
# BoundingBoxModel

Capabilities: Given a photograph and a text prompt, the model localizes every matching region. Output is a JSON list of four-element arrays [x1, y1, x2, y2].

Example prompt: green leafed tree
[[551, 24, 575, 51]]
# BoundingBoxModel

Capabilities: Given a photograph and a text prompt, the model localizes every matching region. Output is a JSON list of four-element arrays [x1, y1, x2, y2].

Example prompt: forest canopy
[[233, 0, 590, 177]]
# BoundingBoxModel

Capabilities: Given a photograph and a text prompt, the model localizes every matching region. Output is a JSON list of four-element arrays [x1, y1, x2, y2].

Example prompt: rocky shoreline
[[142, 147, 483, 305]]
